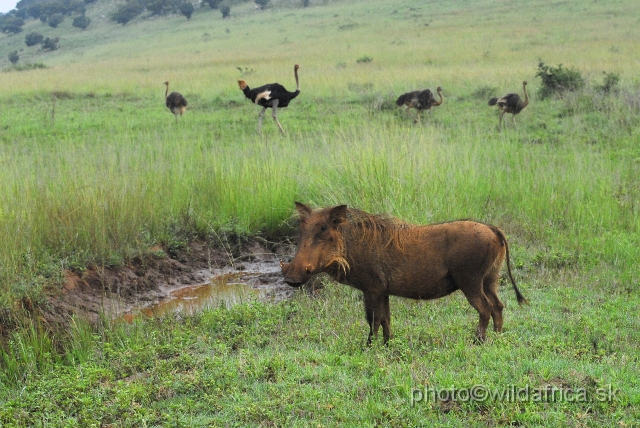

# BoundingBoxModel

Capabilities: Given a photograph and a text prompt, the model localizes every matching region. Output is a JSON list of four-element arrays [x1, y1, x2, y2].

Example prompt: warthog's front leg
[[363, 292, 391, 346]]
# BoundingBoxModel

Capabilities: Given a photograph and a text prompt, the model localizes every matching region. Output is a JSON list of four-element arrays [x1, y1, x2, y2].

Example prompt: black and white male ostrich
[[396, 86, 444, 122], [163, 81, 188, 122], [488, 81, 529, 131], [238, 64, 300, 133]]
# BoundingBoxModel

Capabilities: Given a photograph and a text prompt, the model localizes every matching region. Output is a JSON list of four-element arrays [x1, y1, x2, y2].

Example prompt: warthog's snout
[[281, 260, 312, 287], [284, 278, 304, 287]]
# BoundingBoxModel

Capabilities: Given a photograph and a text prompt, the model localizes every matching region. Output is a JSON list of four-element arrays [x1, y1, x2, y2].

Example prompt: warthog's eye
[[320, 224, 328, 232]]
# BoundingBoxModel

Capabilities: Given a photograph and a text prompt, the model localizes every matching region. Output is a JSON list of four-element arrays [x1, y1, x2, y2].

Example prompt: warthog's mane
[[343, 208, 412, 249]]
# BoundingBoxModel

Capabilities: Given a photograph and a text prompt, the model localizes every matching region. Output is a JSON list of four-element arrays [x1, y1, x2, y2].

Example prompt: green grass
[[1, 279, 638, 426], [0, 0, 639, 425]]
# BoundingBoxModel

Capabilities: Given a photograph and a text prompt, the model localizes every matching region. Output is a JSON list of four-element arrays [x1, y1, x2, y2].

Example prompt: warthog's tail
[[491, 226, 528, 306]]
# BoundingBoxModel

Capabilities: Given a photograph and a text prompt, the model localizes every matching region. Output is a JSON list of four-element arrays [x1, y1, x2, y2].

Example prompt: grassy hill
[[0, 0, 639, 425]]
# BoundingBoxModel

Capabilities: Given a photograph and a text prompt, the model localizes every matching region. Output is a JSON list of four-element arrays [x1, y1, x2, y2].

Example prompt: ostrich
[[488, 81, 529, 131], [238, 64, 300, 133], [396, 86, 444, 122], [163, 81, 188, 122]]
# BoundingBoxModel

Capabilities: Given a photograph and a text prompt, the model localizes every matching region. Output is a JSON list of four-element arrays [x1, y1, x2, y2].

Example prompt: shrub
[[595, 71, 620, 94], [356, 55, 373, 64], [72, 14, 91, 29], [472, 85, 498, 100], [8, 51, 19, 64], [7, 62, 47, 71], [42, 36, 60, 51], [303, 0, 310, 7], [536, 61, 585, 99], [25, 32, 44, 47], [179, 2, 194, 19], [48, 13, 64, 28], [254, 0, 270, 9], [112, 1, 144, 25], [221, 5, 230, 18]]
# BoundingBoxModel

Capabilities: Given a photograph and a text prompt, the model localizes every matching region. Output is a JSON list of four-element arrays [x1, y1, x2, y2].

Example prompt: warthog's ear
[[295, 202, 313, 222], [329, 205, 348, 227]]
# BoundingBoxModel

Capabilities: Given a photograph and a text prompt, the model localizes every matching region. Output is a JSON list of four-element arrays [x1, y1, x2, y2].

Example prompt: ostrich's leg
[[498, 111, 505, 131], [271, 99, 285, 133], [405, 107, 419, 122], [257, 107, 267, 133]]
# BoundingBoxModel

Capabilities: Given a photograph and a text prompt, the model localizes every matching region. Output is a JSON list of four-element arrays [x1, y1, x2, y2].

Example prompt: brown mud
[[46, 240, 297, 326]]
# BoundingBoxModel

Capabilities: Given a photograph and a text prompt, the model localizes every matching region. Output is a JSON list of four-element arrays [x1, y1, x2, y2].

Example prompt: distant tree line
[[0, 0, 312, 34], [111, 0, 236, 25], [0, 0, 92, 33]]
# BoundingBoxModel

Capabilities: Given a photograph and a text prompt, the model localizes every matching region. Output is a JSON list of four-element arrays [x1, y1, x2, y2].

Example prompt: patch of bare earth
[[45, 240, 296, 326]]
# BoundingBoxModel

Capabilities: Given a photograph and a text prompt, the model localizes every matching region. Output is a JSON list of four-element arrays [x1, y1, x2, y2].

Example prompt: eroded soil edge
[[47, 240, 296, 326]]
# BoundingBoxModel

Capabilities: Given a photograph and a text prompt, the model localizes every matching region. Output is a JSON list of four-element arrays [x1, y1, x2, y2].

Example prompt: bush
[[221, 5, 230, 18], [356, 55, 373, 64], [72, 14, 91, 29], [6, 62, 47, 71], [112, 1, 143, 25], [25, 32, 44, 47], [595, 71, 620, 94], [254, 0, 270, 9], [179, 2, 194, 19], [302, 0, 310, 6], [8, 51, 19, 64], [42, 36, 60, 51], [48, 13, 64, 27], [536, 61, 585, 99]]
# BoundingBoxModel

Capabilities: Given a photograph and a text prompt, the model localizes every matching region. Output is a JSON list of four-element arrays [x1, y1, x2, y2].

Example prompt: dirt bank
[[45, 240, 297, 326]]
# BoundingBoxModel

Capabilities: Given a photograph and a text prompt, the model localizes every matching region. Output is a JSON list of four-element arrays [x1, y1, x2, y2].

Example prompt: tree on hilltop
[[180, 2, 194, 19], [25, 31, 44, 46], [9, 51, 20, 64], [72, 14, 91, 29], [112, 1, 143, 25]]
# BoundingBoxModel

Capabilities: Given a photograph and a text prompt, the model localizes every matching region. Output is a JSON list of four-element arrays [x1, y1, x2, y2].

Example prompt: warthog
[[281, 203, 527, 344]]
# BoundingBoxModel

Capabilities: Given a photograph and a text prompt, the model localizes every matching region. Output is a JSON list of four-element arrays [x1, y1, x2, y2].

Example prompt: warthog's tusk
[[279, 260, 284, 268], [305, 264, 312, 274]]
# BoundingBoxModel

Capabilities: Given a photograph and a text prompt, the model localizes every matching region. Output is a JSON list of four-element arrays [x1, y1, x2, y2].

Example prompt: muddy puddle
[[120, 253, 295, 322]]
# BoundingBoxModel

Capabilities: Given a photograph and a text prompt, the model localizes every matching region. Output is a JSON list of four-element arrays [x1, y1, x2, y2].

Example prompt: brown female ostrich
[[488, 81, 529, 131], [163, 81, 188, 122], [238, 64, 300, 133], [396, 86, 443, 122]]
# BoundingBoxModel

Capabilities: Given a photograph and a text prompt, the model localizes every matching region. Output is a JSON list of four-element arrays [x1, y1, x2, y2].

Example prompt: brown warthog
[[281, 202, 527, 344]]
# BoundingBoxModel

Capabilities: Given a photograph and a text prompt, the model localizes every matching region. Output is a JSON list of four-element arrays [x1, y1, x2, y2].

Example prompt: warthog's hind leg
[[462, 287, 494, 343]]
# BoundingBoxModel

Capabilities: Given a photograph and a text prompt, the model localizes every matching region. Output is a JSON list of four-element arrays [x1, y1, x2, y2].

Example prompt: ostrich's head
[[238, 80, 248, 90], [523, 81, 528, 86], [294, 64, 300, 71], [163, 81, 169, 86], [436, 86, 443, 92]]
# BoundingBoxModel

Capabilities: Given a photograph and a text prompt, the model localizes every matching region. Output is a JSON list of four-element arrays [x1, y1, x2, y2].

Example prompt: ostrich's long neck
[[287, 67, 300, 100], [522, 84, 529, 107], [165, 84, 169, 99], [434, 89, 443, 106], [294, 67, 300, 92]]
